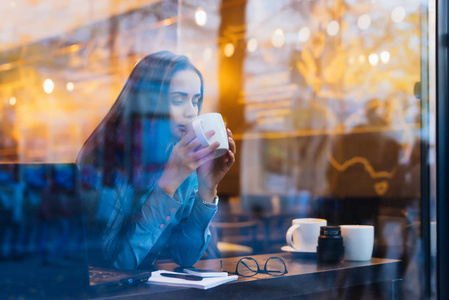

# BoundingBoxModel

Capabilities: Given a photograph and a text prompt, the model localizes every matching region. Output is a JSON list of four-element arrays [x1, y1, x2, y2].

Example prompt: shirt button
[[159, 224, 165, 229], [171, 208, 176, 213], [165, 216, 171, 221]]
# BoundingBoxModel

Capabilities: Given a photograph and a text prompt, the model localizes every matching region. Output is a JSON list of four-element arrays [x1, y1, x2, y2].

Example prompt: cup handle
[[192, 118, 211, 146], [286, 224, 301, 250]]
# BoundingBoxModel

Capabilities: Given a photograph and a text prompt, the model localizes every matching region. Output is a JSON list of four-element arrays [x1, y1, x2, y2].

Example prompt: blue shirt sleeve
[[106, 177, 217, 270], [169, 193, 217, 267]]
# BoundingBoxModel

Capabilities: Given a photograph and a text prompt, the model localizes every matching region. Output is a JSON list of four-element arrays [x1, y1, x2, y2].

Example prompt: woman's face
[[168, 69, 202, 141]]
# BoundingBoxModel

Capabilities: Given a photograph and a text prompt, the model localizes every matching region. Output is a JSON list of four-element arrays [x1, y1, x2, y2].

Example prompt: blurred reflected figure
[[77, 51, 236, 270], [327, 99, 402, 201]]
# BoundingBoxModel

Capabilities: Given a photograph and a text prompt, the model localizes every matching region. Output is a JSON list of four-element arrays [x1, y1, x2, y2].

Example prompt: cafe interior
[[0, 0, 445, 299]]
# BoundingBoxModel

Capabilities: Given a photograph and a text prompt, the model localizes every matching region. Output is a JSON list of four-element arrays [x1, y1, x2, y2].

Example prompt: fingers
[[197, 150, 218, 166], [178, 129, 197, 147], [176, 128, 235, 172], [173, 129, 219, 171], [191, 141, 220, 161], [226, 128, 233, 139], [186, 130, 215, 151], [227, 129, 236, 155], [225, 149, 235, 168]]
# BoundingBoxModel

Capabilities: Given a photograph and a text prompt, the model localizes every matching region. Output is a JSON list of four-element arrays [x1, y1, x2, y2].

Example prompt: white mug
[[189, 113, 229, 159], [286, 218, 327, 252], [340, 225, 374, 261]]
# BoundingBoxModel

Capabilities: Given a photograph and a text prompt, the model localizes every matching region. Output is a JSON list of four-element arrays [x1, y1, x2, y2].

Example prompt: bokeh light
[[327, 21, 340, 36], [358, 55, 366, 63], [380, 51, 390, 63], [272, 28, 285, 48], [247, 38, 258, 52], [369, 53, 379, 66], [43, 78, 54, 94], [224, 43, 235, 57], [66, 82, 74, 92], [357, 14, 371, 30], [298, 27, 311, 42], [391, 7, 406, 23], [195, 8, 207, 26]]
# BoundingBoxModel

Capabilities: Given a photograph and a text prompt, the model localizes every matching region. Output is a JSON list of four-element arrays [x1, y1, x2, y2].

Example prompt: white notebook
[[183, 267, 228, 277], [147, 270, 238, 290]]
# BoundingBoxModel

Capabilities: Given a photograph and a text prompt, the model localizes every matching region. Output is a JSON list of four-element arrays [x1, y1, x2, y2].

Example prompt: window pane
[[0, 0, 436, 299]]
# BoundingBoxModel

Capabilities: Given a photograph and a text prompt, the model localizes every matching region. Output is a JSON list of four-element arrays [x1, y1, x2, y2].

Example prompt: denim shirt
[[104, 171, 217, 270]]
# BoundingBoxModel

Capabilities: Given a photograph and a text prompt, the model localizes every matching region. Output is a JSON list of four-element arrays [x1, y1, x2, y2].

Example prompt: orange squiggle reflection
[[328, 155, 395, 179]]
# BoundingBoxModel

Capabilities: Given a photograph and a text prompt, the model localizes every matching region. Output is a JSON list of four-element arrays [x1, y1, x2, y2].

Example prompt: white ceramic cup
[[286, 218, 327, 252], [340, 225, 374, 261], [188, 113, 229, 159]]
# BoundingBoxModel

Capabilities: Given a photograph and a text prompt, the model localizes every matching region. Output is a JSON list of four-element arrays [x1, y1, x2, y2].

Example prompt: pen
[[160, 273, 203, 281]]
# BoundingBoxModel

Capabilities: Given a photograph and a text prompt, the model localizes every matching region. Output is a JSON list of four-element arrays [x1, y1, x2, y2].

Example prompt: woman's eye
[[171, 97, 183, 105], [192, 101, 199, 107]]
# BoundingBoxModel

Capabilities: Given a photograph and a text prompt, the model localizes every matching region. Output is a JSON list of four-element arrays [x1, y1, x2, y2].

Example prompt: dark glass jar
[[316, 226, 344, 263]]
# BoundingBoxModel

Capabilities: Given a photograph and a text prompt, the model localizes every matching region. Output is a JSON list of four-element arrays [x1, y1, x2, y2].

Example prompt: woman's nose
[[184, 102, 197, 119]]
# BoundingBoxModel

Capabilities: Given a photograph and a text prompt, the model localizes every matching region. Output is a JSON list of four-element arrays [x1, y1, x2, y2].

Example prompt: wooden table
[[90, 253, 402, 300]]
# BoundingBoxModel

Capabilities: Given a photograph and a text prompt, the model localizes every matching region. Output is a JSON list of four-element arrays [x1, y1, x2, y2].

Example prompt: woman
[[76, 51, 236, 270]]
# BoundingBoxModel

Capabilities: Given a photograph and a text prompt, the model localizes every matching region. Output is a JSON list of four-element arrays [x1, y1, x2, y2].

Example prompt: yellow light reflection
[[247, 38, 258, 52], [195, 8, 207, 26], [224, 43, 235, 57], [271, 29, 284, 48], [357, 14, 371, 30], [327, 21, 339, 36], [328, 155, 395, 180], [391, 7, 406, 23], [358, 55, 366, 63], [380, 51, 390, 63], [68, 44, 81, 53], [369, 53, 379, 66], [66, 82, 74, 91], [298, 27, 310, 42], [162, 19, 173, 26], [9, 97, 16, 105], [43, 78, 54, 94]]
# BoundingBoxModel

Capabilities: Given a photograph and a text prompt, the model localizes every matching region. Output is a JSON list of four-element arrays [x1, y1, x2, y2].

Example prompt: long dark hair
[[76, 51, 204, 265]]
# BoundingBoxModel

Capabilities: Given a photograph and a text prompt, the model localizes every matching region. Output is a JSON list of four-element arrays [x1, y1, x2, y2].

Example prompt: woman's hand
[[158, 129, 219, 197], [197, 128, 236, 202]]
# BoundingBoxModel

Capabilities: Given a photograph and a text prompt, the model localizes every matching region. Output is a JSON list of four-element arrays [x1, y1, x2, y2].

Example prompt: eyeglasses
[[221, 256, 288, 277]]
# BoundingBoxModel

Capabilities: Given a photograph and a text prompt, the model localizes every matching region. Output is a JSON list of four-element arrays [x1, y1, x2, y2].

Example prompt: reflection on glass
[[0, 164, 86, 298], [195, 7, 207, 26], [77, 51, 235, 270], [0, 0, 436, 298]]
